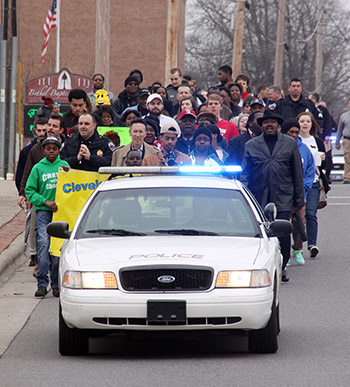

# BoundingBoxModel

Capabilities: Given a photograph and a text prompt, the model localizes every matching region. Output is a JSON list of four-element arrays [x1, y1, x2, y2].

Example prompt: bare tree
[[185, 0, 350, 119]]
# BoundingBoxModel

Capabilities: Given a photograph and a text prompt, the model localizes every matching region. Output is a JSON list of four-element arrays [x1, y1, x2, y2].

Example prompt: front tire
[[59, 304, 89, 356], [248, 297, 278, 354]]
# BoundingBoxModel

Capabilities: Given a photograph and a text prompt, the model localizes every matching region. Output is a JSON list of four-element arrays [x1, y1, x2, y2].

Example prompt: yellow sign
[[51, 168, 110, 256]]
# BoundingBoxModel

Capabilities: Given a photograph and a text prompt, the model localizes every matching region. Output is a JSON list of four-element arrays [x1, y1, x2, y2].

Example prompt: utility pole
[[165, 0, 180, 86], [95, 0, 110, 88], [273, 0, 287, 87], [7, 0, 18, 180], [0, 0, 9, 179], [315, 0, 323, 94], [232, 0, 245, 79]]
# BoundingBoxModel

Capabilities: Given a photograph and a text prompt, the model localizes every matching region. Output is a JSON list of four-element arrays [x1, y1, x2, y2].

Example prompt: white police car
[[48, 166, 291, 355]]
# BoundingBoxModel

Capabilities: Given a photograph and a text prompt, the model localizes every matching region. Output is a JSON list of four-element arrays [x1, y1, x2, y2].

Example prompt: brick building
[[2, 0, 186, 109]]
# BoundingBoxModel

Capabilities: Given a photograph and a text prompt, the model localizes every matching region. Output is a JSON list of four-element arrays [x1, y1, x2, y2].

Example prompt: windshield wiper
[[86, 229, 146, 236], [154, 229, 218, 236]]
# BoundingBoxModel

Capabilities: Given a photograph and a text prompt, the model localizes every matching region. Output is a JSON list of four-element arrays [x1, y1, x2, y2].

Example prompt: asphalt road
[[0, 184, 350, 387]]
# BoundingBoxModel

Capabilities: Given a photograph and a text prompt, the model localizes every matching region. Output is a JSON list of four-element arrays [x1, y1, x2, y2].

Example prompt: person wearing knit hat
[[189, 126, 222, 166], [33, 96, 54, 124], [281, 118, 300, 134], [144, 115, 162, 150], [237, 113, 249, 134], [281, 117, 315, 266], [112, 75, 140, 115]]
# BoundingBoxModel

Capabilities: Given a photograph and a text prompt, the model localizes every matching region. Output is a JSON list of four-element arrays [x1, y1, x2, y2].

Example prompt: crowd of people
[[16, 64, 347, 297]]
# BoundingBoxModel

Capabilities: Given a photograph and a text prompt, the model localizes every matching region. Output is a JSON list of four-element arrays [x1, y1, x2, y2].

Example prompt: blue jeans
[[35, 210, 59, 289], [305, 181, 320, 248]]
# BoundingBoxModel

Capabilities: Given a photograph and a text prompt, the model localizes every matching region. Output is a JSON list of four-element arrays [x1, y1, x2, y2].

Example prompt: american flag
[[41, 0, 57, 64]]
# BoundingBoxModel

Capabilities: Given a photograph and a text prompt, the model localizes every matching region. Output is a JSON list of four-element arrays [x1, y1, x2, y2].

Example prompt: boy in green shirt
[[25, 136, 69, 298]]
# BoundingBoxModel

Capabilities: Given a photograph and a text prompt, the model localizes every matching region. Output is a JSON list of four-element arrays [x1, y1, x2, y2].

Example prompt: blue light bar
[[98, 165, 243, 175], [178, 165, 242, 174], [330, 135, 337, 142]]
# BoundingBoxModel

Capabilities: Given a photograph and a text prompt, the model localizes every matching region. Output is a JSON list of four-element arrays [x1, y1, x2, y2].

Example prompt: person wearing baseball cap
[[142, 120, 191, 166], [175, 109, 197, 155], [42, 136, 61, 148], [120, 88, 150, 117], [25, 135, 69, 298], [145, 93, 179, 129], [250, 98, 266, 113]]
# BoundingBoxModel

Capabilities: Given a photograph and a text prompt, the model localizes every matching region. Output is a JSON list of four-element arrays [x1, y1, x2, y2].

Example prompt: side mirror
[[266, 219, 292, 238], [264, 203, 277, 222], [47, 221, 71, 239]]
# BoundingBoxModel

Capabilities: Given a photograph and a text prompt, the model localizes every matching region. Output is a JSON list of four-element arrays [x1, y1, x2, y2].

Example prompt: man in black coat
[[60, 113, 115, 172], [272, 78, 323, 127], [240, 110, 304, 282]]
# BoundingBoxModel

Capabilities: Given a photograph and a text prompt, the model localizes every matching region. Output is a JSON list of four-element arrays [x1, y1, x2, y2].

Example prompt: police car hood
[[74, 236, 262, 268]]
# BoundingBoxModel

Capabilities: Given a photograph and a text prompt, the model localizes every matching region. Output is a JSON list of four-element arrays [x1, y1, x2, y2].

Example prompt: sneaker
[[52, 288, 60, 298], [309, 246, 319, 258], [281, 270, 289, 282], [29, 255, 37, 267], [286, 259, 291, 267], [293, 250, 305, 265], [34, 287, 47, 298]]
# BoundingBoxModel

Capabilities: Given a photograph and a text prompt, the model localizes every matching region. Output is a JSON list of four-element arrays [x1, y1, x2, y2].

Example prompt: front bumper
[[61, 287, 274, 331]]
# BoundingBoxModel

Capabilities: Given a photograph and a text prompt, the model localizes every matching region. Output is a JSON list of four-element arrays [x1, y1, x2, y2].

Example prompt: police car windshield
[[76, 187, 260, 238]]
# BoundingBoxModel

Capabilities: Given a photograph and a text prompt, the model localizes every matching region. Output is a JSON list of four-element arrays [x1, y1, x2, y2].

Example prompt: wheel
[[248, 298, 278, 354], [59, 304, 89, 356], [276, 303, 280, 335]]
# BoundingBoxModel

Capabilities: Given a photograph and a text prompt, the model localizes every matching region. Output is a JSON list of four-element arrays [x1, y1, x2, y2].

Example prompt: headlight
[[63, 271, 118, 289], [216, 270, 271, 288]]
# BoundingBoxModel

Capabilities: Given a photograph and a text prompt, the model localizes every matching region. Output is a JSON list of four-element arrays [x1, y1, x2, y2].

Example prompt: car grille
[[119, 266, 213, 291], [92, 317, 242, 326]]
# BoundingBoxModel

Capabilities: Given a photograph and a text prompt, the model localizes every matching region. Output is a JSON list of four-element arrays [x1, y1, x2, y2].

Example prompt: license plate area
[[147, 300, 186, 323]]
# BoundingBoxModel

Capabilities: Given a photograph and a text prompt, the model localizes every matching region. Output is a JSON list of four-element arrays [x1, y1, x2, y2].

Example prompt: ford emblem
[[158, 275, 176, 284]]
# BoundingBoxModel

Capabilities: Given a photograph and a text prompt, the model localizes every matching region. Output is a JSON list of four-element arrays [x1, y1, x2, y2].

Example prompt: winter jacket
[[60, 131, 115, 172], [188, 150, 223, 167], [15, 138, 37, 192], [19, 142, 45, 197], [240, 132, 304, 212], [113, 89, 138, 115], [272, 94, 323, 127], [227, 131, 252, 166], [63, 109, 79, 133]]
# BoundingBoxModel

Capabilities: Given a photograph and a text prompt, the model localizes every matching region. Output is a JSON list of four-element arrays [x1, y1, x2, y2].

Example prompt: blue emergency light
[[99, 166, 242, 175], [178, 165, 242, 174]]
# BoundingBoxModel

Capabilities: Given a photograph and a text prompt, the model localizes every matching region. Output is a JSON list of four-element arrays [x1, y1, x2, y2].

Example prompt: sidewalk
[[0, 179, 27, 279]]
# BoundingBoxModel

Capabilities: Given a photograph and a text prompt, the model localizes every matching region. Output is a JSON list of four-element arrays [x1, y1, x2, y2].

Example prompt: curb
[[0, 233, 26, 282]]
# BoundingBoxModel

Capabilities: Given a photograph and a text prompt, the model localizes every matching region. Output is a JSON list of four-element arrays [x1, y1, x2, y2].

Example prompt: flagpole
[[55, 0, 60, 72]]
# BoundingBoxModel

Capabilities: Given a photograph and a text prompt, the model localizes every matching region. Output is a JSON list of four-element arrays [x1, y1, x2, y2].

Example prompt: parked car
[[330, 137, 344, 182]]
